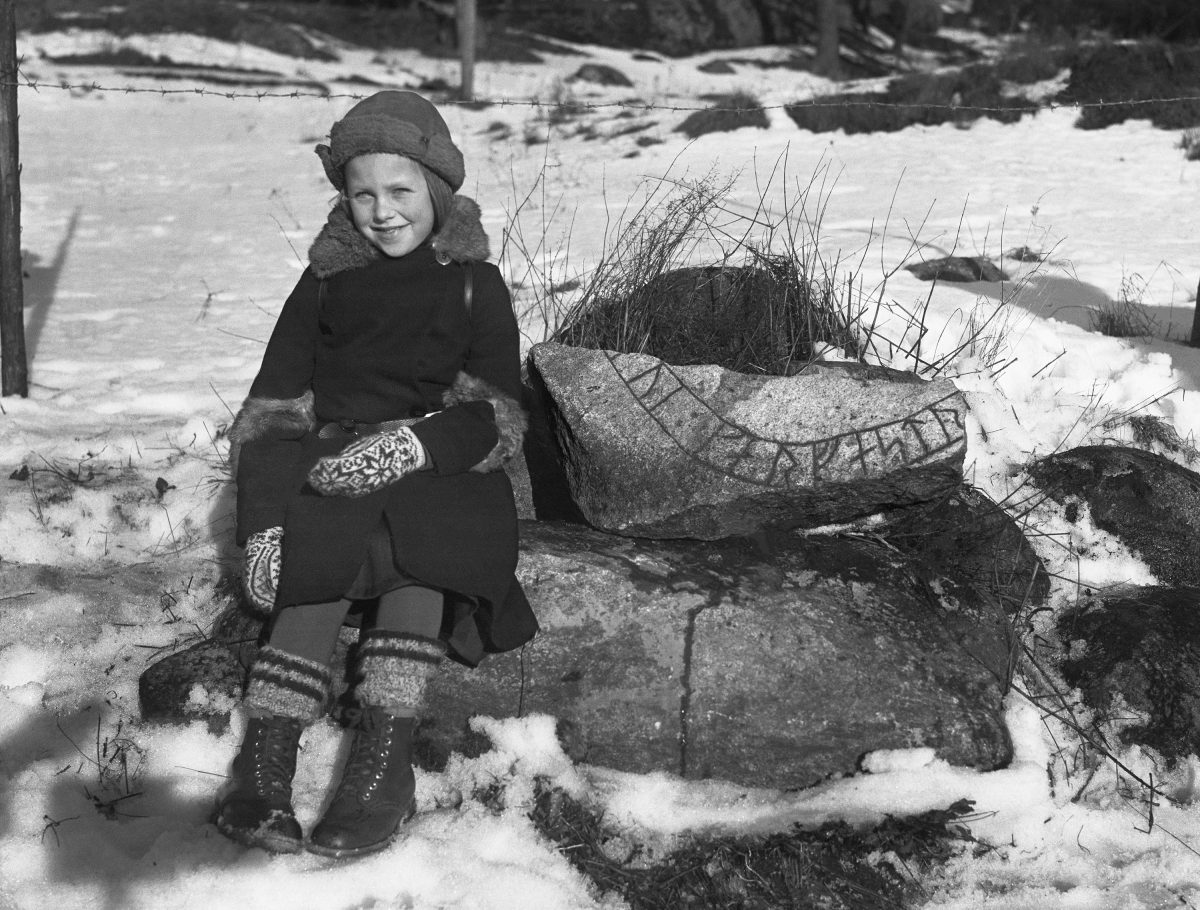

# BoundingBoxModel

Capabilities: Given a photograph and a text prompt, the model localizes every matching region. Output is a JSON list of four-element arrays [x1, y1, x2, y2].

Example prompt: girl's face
[[344, 153, 435, 258]]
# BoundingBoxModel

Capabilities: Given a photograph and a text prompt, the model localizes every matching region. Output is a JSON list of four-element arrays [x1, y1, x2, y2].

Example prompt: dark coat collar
[[307, 195, 491, 279]]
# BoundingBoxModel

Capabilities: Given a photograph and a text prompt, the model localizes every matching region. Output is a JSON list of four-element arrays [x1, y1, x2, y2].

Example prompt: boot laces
[[249, 722, 298, 795], [336, 709, 401, 801]]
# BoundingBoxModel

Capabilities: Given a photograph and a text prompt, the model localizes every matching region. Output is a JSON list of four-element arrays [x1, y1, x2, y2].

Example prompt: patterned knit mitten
[[243, 526, 283, 616], [307, 427, 427, 498]]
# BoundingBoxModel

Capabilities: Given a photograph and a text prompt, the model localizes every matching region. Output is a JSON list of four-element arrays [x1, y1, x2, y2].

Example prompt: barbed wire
[[10, 76, 1200, 116]]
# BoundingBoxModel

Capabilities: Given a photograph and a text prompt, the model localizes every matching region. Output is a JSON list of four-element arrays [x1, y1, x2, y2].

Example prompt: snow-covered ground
[[2, 24, 1200, 910]]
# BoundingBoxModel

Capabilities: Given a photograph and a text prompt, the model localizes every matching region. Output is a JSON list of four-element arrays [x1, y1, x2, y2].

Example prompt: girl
[[218, 91, 536, 857]]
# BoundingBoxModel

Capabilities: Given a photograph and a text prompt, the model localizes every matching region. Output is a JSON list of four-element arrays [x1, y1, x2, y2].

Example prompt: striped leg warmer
[[355, 632, 446, 717], [245, 644, 333, 722]]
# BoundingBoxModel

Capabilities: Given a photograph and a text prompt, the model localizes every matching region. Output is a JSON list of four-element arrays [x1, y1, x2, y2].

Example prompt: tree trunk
[[891, 0, 911, 56], [456, 0, 476, 102], [0, 0, 26, 398], [1191, 277, 1200, 347], [815, 0, 842, 79]]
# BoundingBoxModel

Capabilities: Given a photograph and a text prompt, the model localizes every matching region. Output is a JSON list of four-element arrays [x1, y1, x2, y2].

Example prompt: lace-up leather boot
[[215, 714, 305, 853], [307, 707, 416, 857]]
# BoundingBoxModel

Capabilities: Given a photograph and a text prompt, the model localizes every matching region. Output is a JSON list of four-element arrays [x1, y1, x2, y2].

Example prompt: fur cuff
[[444, 371, 528, 472], [228, 391, 316, 473]]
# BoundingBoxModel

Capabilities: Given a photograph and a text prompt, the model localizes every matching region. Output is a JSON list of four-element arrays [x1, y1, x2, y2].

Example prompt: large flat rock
[[423, 521, 1012, 787], [529, 343, 968, 538]]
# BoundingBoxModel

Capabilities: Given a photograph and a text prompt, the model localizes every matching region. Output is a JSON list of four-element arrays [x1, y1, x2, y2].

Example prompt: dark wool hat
[[316, 91, 465, 192]]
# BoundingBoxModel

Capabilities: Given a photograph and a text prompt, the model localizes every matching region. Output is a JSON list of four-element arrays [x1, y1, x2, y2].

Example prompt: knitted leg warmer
[[354, 631, 446, 716], [245, 644, 333, 722]]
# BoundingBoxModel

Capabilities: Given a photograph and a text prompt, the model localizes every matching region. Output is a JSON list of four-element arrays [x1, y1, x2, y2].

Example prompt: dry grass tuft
[[1090, 278, 1157, 339], [530, 785, 984, 910]]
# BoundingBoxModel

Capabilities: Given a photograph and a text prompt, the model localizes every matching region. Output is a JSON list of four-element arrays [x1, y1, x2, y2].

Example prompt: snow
[[3, 23, 1200, 910]]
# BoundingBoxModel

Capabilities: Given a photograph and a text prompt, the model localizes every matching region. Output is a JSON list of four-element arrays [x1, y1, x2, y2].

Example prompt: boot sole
[[305, 801, 416, 859], [217, 819, 304, 855]]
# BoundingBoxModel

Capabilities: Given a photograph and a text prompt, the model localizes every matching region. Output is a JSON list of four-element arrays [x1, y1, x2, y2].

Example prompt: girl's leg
[[217, 599, 349, 853], [308, 585, 446, 858], [374, 584, 443, 639], [265, 598, 354, 668], [357, 584, 445, 717]]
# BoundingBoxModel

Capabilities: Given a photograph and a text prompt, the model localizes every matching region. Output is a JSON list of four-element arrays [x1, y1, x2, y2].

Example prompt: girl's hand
[[307, 427, 427, 498], [244, 526, 283, 615]]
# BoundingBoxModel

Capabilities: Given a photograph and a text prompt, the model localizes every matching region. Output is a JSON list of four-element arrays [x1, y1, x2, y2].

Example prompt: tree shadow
[[24, 207, 81, 362], [40, 773, 234, 910], [1, 701, 247, 910], [976, 271, 1114, 332], [940, 268, 1200, 396]]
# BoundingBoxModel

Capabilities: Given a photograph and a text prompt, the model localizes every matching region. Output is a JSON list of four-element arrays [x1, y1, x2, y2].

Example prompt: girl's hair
[[420, 163, 454, 231]]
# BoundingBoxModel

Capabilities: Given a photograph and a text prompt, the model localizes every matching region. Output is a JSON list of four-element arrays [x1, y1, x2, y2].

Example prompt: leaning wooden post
[[815, 0, 842, 80], [0, 0, 26, 398], [1191, 277, 1200, 347], [456, 0, 476, 102]]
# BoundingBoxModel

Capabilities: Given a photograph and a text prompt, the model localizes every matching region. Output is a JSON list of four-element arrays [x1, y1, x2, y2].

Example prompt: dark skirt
[[342, 519, 418, 601], [238, 433, 538, 667]]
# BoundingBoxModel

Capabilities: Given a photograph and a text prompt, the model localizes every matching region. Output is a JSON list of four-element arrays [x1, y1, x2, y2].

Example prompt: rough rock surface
[[1027, 445, 1200, 586], [529, 342, 969, 538], [138, 640, 245, 734], [1057, 585, 1200, 762], [880, 484, 1050, 613], [136, 521, 1013, 788]]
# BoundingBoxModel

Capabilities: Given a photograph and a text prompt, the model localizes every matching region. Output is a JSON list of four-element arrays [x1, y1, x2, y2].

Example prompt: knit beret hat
[[316, 91, 465, 192]]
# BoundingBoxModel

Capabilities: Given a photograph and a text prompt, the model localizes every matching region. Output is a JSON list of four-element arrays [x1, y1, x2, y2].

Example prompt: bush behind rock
[[550, 164, 871, 376]]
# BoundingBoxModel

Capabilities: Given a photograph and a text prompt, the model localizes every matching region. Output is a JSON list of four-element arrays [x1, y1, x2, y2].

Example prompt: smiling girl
[[217, 91, 536, 857]]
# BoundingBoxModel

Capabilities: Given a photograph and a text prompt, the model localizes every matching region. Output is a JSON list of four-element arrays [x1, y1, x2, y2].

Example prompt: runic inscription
[[608, 352, 967, 489]]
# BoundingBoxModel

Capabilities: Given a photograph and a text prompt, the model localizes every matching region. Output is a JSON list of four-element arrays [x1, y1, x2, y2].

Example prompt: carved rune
[[605, 351, 966, 489]]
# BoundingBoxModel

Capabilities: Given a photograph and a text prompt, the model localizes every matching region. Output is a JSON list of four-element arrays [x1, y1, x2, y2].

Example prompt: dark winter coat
[[229, 197, 537, 666]]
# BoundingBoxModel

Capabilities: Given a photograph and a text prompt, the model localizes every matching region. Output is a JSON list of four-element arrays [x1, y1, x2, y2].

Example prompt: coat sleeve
[[410, 263, 527, 475], [248, 271, 322, 402], [230, 271, 322, 542]]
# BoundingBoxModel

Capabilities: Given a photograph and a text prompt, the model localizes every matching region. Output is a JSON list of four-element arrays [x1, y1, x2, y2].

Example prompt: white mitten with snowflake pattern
[[243, 526, 283, 616], [307, 427, 427, 498]]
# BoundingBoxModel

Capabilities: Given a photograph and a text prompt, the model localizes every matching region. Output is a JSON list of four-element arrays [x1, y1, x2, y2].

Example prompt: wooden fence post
[[0, 0, 26, 398], [456, 0, 476, 102]]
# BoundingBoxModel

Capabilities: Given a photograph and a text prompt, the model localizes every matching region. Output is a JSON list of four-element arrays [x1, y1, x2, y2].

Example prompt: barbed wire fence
[[11, 73, 1200, 117]]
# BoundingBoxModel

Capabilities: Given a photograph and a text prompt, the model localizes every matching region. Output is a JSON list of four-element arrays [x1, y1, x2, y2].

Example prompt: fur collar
[[307, 195, 491, 279]]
